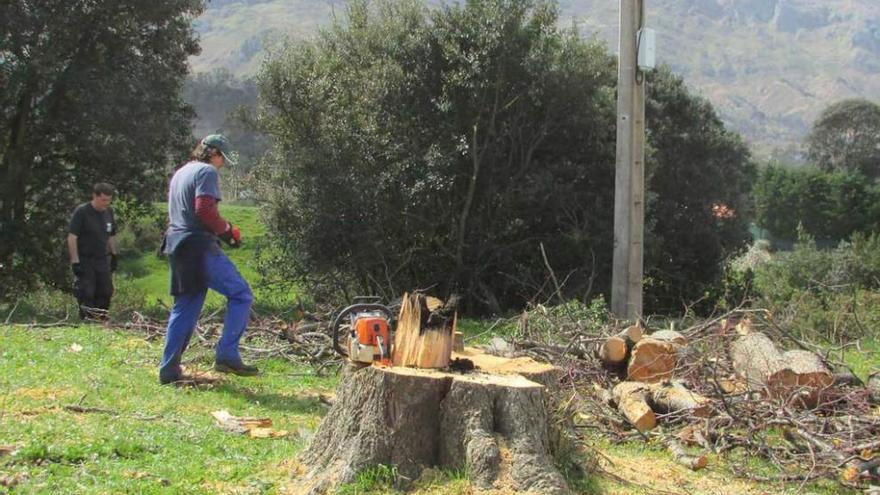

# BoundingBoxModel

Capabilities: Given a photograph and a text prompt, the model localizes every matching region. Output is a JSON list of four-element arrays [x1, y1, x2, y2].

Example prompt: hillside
[[190, 0, 880, 158]]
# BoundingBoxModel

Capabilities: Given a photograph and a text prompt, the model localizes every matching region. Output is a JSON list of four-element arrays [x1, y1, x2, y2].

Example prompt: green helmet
[[201, 134, 236, 165]]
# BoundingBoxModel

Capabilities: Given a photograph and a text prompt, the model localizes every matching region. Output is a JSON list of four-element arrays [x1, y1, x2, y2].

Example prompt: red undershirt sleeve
[[195, 195, 229, 235]]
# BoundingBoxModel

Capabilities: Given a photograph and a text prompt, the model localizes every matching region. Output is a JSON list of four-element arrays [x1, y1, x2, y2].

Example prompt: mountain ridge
[[190, 0, 880, 158]]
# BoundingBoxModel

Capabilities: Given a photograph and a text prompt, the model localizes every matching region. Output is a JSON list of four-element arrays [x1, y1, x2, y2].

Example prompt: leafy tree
[[256, 0, 754, 314], [753, 165, 880, 243], [806, 99, 880, 179], [644, 68, 755, 311], [0, 0, 203, 298]]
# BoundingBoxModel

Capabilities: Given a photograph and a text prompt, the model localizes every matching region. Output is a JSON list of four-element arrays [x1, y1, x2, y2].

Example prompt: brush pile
[[506, 305, 880, 488]]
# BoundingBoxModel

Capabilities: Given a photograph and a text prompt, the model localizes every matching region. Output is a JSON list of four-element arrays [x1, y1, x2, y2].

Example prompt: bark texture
[[730, 331, 832, 404], [293, 359, 568, 494], [650, 381, 711, 418]]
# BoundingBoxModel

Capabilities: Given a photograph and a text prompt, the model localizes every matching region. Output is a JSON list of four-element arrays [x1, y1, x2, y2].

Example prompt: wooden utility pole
[[611, 0, 646, 319]]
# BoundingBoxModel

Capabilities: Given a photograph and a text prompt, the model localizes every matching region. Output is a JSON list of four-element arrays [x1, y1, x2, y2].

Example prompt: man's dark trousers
[[75, 258, 113, 319]]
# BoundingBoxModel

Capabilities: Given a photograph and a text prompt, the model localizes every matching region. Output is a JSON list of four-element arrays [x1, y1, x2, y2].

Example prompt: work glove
[[110, 254, 118, 272], [218, 223, 242, 249], [71, 262, 83, 278]]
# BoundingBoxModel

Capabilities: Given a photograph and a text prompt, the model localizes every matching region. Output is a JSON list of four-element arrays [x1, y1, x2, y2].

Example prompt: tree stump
[[292, 349, 569, 494]]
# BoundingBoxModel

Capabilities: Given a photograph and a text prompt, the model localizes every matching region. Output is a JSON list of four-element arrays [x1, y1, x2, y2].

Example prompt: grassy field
[[0, 324, 335, 494], [1, 324, 856, 495]]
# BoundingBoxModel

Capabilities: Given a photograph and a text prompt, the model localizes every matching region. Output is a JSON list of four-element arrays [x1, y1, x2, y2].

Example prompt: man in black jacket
[[67, 183, 118, 320]]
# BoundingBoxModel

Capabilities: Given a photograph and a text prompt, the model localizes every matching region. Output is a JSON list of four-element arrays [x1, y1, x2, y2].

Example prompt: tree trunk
[[293, 353, 569, 494], [868, 372, 880, 403], [649, 381, 711, 418], [730, 331, 832, 405]]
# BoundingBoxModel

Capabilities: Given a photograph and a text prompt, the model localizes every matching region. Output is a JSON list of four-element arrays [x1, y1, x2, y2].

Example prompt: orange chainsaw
[[332, 297, 395, 366]]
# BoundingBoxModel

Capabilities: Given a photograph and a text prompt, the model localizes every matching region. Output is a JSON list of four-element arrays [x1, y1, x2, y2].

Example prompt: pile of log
[[600, 320, 836, 434], [599, 325, 713, 436]]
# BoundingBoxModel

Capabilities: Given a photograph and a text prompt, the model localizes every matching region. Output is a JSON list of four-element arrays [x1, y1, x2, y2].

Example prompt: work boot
[[214, 359, 259, 376]]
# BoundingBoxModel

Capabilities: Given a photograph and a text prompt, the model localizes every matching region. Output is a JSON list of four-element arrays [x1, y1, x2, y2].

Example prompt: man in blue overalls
[[158, 134, 258, 385]]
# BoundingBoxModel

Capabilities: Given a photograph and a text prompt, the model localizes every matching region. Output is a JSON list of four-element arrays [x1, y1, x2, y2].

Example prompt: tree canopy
[[806, 98, 880, 179], [0, 0, 203, 297], [753, 165, 880, 244], [256, 0, 754, 314]]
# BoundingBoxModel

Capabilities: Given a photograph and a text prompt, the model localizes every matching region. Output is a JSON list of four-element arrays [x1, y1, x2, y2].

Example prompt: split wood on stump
[[293, 294, 571, 494], [393, 293, 456, 368]]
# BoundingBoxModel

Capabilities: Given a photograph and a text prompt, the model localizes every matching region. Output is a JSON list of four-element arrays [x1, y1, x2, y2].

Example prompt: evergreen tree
[[0, 0, 204, 297]]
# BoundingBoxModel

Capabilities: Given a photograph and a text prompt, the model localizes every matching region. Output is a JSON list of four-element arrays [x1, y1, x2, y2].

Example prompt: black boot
[[214, 359, 259, 376]]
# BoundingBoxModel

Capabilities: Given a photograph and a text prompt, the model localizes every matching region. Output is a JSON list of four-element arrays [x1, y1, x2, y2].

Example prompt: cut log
[[293, 357, 569, 494], [627, 338, 677, 382], [774, 350, 833, 391], [730, 332, 783, 389], [599, 336, 627, 365], [730, 331, 832, 405], [611, 382, 656, 432], [599, 325, 643, 367], [649, 381, 711, 418], [392, 293, 456, 368]]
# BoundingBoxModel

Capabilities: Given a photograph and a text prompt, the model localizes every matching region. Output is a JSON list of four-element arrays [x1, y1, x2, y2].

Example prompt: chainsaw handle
[[331, 303, 395, 357]]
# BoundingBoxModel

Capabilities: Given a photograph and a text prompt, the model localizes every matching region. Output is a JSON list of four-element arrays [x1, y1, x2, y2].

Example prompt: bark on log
[[730, 331, 832, 404], [649, 330, 687, 346], [392, 293, 456, 368], [730, 332, 783, 389], [611, 382, 656, 432], [599, 325, 642, 367], [293, 356, 569, 494], [649, 381, 711, 418], [627, 338, 677, 382]]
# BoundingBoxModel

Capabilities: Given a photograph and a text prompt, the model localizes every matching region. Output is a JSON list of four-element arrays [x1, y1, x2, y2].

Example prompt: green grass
[[0, 324, 336, 494]]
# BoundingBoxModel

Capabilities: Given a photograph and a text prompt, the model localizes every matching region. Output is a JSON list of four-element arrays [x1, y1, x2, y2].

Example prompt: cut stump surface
[[292, 348, 568, 494]]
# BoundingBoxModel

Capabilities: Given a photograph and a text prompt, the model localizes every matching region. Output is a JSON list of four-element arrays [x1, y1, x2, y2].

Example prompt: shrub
[[750, 230, 880, 342], [112, 199, 166, 257]]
